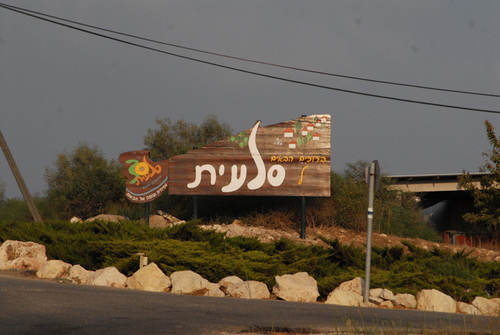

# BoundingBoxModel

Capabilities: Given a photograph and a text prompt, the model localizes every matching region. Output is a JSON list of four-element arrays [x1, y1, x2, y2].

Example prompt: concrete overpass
[[388, 172, 490, 244], [388, 172, 486, 193]]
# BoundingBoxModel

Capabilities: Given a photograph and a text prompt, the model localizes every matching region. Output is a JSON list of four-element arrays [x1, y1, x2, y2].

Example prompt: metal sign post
[[363, 160, 380, 303], [300, 196, 306, 239]]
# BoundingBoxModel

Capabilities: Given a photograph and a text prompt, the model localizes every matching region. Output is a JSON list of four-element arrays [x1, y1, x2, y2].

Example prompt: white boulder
[[90, 267, 127, 288], [36, 260, 72, 279], [85, 214, 129, 222], [272, 272, 319, 303], [126, 263, 171, 292], [380, 300, 394, 308], [226, 280, 270, 299], [218, 276, 244, 290], [68, 265, 95, 285], [336, 277, 365, 296], [170, 270, 206, 294], [416, 289, 457, 313], [0, 240, 47, 271], [324, 277, 365, 307], [325, 290, 363, 306], [472, 297, 500, 316], [393, 293, 417, 309], [380, 288, 395, 301], [202, 279, 225, 297], [457, 302, 480, 315]]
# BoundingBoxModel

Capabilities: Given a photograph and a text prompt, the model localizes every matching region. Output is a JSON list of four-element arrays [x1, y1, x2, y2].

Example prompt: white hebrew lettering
[[221, 165, 248, 193], [267, 165, 286, 187], [247, 121, 266, 190], [187, 164, 217, 188]]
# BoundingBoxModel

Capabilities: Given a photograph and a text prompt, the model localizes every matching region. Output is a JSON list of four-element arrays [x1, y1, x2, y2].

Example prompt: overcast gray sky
[[1, 1, 499, 199]]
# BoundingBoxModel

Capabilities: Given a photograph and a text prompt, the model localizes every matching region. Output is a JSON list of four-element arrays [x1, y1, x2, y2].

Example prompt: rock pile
[[1, 240, 499, 316]]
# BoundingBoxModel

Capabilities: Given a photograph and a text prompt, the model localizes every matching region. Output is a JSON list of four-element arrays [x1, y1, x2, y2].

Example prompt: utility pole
[[0, 129, 43, 222]]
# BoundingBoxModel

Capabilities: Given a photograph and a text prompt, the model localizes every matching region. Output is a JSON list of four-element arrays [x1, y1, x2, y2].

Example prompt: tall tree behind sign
[[168, 115, 331, 197]]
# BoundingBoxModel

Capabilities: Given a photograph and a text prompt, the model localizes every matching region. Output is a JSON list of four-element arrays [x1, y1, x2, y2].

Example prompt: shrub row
[[0, 220, 497, 302]]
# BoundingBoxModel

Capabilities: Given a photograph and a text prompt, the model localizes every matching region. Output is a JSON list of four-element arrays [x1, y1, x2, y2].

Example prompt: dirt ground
[[201, 221, 500, 263]]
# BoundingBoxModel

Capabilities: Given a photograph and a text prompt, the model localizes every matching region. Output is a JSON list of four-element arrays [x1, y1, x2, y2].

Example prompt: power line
[[1, 3, 500, 115], [2, 3, 498, 99]]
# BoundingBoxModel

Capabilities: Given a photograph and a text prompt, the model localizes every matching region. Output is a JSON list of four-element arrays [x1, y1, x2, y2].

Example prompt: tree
[[45, 143, 124, 219], [459, 121, 500, 234], [143, 114, 233, 160]]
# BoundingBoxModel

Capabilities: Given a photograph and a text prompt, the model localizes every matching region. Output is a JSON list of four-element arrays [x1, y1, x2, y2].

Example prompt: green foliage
[[0, 220, 497, 303], [307, 161, 440, 241], [44, 143, 124, 220], [143, 114, 232, 161], [460, 121, 500, 234], [0, 198, 33, 222]]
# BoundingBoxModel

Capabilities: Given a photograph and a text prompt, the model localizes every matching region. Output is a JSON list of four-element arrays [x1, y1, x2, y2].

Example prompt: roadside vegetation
[[0, 219, 498, 303]]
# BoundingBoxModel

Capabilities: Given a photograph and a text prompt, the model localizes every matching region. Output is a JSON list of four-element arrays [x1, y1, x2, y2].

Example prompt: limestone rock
[[68, 265, 95, 285], [325, 290, 363, 306], [0, 240, 47, 270], [336, 277, 365, 296], [472, 297, 500, 316], [272, 272, 319, 303], [380, 288, 395, 301], [416, 289, 457, 313], [457, 302, 480, 315], [369, 288, 383, 299], [90, 267, 127, 288], [380, 300, 394, 308], [202, 279, 225, 298], [359, 301, 377, 308], [148, 215, 171, 229], [170, 270, 206, 294], [218, 276, 244, 290], [324, 277, 365, 306], [70, 217, 83, 223], [126, 263, 171, 292], [393, 293, 417, 309], [150, 211, 185, 228], [36, 260, 72, 279], [226, 281, 270, 299], [85, 214, 129, 222]]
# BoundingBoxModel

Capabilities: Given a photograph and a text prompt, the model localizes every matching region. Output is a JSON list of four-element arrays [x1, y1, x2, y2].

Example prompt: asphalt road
[[0, 274, 498, 334]]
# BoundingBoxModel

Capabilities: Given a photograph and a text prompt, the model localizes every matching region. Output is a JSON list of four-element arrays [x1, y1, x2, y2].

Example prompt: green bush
[[0, 220, 497, 303]]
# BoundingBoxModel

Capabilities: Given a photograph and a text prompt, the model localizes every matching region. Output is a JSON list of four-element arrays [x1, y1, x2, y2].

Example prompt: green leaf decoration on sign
[[298, 137, 303, 147], [230, 131, 249, 149], [307, 132, 312, 141], [296, 121, 301, 135]]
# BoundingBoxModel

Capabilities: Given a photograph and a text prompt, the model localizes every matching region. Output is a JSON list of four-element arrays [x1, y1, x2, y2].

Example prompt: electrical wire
[[2, 2, 498, 98], [1, 3, 499, 115]]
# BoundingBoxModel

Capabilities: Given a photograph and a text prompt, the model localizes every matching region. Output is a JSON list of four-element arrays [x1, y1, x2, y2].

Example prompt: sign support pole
[[363, 160, 379, 303], [300, 196, 306, 239], [193, 195, 198, 220], [144, 202, 150, 227], [0, 129, 42, 223]]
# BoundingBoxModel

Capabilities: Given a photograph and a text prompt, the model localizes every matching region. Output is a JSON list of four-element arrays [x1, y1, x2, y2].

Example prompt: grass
[[0, 220, 498, 303]]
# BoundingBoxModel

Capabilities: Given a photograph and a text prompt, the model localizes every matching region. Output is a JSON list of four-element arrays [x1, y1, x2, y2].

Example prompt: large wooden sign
[[168, 114, 331, 196], [119, 115, 331, 202]]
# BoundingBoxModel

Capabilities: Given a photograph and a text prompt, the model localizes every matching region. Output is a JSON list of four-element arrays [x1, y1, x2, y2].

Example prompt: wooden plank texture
[[169, 115, 331, 197]]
